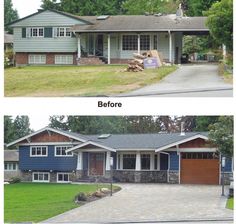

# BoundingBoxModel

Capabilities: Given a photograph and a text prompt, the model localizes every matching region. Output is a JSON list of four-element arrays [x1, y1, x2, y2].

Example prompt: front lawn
[[4, 183, 116, 223], [226, 198, 234, 210], [4, 65, 177, 97]]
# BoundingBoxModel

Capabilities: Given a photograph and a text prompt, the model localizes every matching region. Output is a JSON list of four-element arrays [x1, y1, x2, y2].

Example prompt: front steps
[[79, 56, 106, 65]]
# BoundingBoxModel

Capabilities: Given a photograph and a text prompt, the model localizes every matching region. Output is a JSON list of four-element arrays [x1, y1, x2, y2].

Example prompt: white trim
[[66, 141, 116, 153], [19, 142, 81, 146], [106, 151, 111, 171], [57, 172, 71, 183], [166, 147, 217, 152], [117, 148, 156, 151], [54, 145, 73, 157], [77, 152, 83, 170], [77, 34, 81, 59], [55, 27, 72, 37], [155, 134, 209, 152], [30, 146, 48, 157], [137, 34, 140, 54], [107, 34, 111, 64], [30, 27, 44, 38], [32, 172, 50, 183], [7, 127, 87, 147], [4, 162, 18, 171]]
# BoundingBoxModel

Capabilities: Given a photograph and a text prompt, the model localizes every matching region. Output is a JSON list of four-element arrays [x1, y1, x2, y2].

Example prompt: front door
[[89, 153, 104, 176], [95, 35, 103, 56]]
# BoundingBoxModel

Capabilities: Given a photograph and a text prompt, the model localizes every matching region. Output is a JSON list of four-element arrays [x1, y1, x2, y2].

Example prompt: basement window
[[57, 173, 70, 183], [55, 55, 73, 65], [28, 55, 46, 64], [33, 172, 50, 182], [123, 154, 136, 169]]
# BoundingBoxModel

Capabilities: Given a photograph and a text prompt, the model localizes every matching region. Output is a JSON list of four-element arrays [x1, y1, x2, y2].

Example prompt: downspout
[[160, 151, 170, 183]]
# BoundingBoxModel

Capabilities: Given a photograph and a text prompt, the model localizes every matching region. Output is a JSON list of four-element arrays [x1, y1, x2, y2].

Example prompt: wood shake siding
[[179, 138, 208, 148]]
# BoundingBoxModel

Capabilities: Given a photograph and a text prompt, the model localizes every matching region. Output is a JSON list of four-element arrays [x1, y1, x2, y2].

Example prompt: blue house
[[6, 127, 233, 185]]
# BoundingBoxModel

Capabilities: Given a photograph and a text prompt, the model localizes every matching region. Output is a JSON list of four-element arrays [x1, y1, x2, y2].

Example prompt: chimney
[[176, 3, 183, 18], [180, 122, 185, 136]]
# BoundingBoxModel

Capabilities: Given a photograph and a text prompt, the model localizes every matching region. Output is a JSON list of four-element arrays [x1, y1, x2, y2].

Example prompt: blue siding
[[160, 153, 168, 170], [19, 145, 77, 171], [221, 157, 232, 172], [169, 151, 179, 171]]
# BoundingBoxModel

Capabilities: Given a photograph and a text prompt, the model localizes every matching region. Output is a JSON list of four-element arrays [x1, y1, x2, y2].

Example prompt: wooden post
[[168, 31, 172, 63], [107, 34, 111, 64], [137, 34, 141, 55], [77, 34, 81, 60]]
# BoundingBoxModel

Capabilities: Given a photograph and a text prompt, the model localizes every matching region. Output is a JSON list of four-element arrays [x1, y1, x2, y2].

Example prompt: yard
[[226, 198, 234, 210], [4, 182, 118, 223], [4, 65, 177, 97]]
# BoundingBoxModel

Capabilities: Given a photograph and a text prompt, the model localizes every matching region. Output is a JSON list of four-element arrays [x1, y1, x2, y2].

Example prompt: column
[[107, 34, 111, 64], [135, 151, 141, 171], [120, 154, 123, 169], [168, 31, 172, 63], [222, 44, 226, 61], [106, 151, 111, 170], [150, 153, 154, 170], [77, 34, 81, 59], [76, 151, 82, 170], [157, 153, 160, 171], [137, 34, 140, 55]]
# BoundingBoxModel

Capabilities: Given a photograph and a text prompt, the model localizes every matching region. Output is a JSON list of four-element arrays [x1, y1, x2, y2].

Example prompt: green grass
[[226, 197, 234, 210], [4, 65, 177, 97], [4, 182, 117, 223]]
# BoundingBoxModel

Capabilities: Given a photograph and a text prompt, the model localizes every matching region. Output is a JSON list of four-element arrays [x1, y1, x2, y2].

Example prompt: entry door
[[95, 35, 103, 56], [89, 153, 104, 176]]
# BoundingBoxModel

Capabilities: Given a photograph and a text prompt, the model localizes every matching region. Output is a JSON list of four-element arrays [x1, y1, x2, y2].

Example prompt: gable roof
[[4, 150, 19, 161], [7, 9, 93, 26], [72, 15, 209, 33]]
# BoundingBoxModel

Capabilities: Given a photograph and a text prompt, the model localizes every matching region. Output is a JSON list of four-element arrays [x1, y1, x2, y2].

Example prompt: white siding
[[13, 27, 77, 52], [11, 10, 87, 27]]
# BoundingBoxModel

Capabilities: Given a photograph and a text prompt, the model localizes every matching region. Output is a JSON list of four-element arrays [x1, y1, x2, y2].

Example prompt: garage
[[180, 152, 219, 185]]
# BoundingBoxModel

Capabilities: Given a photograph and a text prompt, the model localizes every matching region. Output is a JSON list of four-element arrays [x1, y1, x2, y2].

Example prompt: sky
[[29, 115, 50, 130], [12, 0, 44, 18]]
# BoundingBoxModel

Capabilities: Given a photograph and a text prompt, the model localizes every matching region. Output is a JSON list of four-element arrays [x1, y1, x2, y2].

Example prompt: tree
[[41, 0, 62, 10], [194, 116, 219, 131], [4, 116, 15, 144], [4, 0, 19, 33], [208, 116, 233, 157], [205, 0, 233, 51]]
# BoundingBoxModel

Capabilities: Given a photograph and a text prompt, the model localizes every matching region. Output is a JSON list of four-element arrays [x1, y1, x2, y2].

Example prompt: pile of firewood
[[125, 50, 163, 72]]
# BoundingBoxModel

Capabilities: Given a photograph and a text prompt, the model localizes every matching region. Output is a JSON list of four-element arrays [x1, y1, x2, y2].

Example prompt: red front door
[[89, 153, 104, 176]]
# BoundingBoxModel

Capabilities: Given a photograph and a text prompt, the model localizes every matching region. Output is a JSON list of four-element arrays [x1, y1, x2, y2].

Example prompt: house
[[6, 127, 233, 185], [4, 32, 13, 52], [4, 150, 21, 181], [8, 9, 209, 66]]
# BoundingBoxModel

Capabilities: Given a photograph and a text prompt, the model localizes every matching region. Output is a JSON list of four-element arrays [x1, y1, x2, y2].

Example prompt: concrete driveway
[[43, 184, 233, 223], [119, 64, 233, 97]]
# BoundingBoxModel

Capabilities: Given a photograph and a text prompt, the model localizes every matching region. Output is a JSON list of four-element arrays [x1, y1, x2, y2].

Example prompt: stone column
[[135, 151, 141, 171], [168, 31, 172, 63], [106, 151, 111, 170], [107, 34, 111, 64], [137, 34, 141, 55], [76, 151, 83, 170]]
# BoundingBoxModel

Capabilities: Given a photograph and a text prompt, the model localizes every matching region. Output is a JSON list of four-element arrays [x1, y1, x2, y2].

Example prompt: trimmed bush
[[74, 192, 87, 202], [10, 177, 21, 184]]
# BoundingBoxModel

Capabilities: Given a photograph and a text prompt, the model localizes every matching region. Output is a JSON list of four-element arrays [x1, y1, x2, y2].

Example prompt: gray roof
[[72, 14, 209, 33], [4, 32, 13, 44], [62, 131, 208, 149], [4, 150, 19, 161]]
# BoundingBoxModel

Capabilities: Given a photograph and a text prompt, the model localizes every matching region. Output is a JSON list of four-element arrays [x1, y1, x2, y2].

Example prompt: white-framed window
[[55, 55, 73, 65], [55, 27, 71, 37], [28, 54, 46, 64], [55, 146, 73, 157], [123, 154, 136, 169], [122, 35, 138, 50], [4, 162, 18, 171], [140, 35, 150, 50], [30, 146, 48, 157], [32, 172, 50, 182], [141, 154, 150, 170], [57, 173, 70, 183], [30, 27, 44, 37]]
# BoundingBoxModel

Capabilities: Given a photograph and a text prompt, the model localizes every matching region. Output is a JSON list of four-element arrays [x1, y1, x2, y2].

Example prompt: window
[[33, 172, 50, 182], [55, 146, 73, 157], [30, 146, 48, 157], [30, 28, 44, 37], [4, 162, 18, 171], [154, 35, 158, 50], [123, 154, 136, 169], [28, 55, 46, 64], [141, 154, 150, 170], [57, 173, 70, 183], [140, 35, 150, 50], [122, 35, 138, 50], [181, 152, 218, 159], [56, 27, 71, 37], [154, 154, 158, 170], [55, 55, 73, 65]]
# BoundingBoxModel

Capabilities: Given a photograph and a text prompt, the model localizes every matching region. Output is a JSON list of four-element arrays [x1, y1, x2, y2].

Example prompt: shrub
[[74, 192, 87, 202], [10, 177, 21, 184], [4, 49, 14, 68]]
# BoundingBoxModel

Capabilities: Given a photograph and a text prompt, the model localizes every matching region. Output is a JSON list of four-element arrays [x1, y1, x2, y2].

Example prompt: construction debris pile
[[126, 50, 164, 72]]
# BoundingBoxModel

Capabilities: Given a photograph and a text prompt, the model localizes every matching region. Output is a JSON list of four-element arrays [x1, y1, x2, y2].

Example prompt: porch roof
[[4, 150, 19, 162], [72, 14, 209, 33]]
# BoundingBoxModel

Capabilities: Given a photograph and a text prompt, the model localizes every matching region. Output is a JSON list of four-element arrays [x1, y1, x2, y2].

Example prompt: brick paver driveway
[[43, 184, 233, 223]]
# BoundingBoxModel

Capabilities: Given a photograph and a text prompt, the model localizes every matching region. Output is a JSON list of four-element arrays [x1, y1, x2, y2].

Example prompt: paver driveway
[[120, 64, 233, 97], [43, 184, 233, 223]]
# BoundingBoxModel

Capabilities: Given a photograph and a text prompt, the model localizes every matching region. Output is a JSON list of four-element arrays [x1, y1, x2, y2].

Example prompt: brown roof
[[4, 32, 13, 44], [4, 150, 19, 162], [72, 14, 209, 33]]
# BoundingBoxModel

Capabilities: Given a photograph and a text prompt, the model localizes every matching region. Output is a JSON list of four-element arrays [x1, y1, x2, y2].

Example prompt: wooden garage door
[[181, 153, 219, 185]]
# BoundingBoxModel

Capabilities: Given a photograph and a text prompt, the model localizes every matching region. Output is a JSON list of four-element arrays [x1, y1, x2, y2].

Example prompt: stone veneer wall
[[168, 171, 179, 184], [113, 170, 167, 183]]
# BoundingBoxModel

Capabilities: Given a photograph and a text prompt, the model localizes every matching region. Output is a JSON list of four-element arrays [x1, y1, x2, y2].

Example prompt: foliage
[[10, 177, 21, 184], [4, 116, 32, 144], [4, 49, 14, 68], [205, 0, 233, 51], [40, 0, 61, 10], [4, 0, 19, 33], [209, 116, 233, 157], [194, 116, 219, 131], [74, 192, 87, 202], [4, 65, 177, 97], [4, 183, 115, 223]]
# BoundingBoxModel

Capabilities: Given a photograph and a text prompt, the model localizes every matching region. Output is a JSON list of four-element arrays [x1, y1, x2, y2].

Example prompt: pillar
[[106, 151, 111, 170], [107, 34, 111, 64], [135, 151, 141, 171], [76, 151, 82, 170], [137, 34, 140, 55], [222, 44, 227, 61], [150, 153, 154, 170], [77, 34, 81, 59], [168, 31, 172, 63]]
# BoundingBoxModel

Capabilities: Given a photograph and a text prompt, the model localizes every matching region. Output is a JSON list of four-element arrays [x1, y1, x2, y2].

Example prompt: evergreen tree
[[4, 0, 19, 33]]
